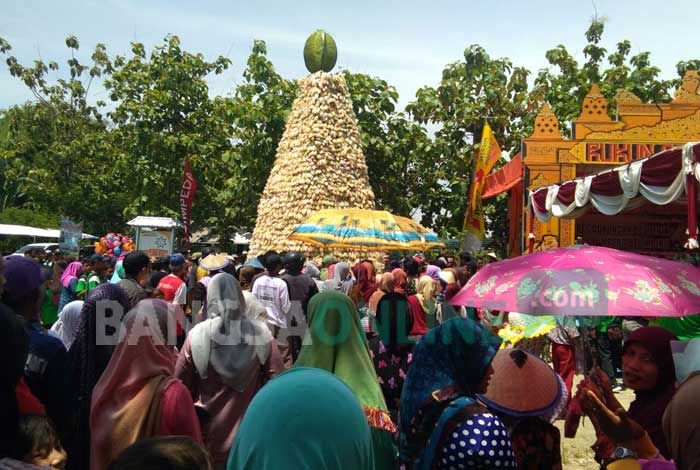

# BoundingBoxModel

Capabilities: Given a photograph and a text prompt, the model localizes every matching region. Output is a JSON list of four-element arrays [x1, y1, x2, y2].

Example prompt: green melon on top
[[303, 30, 337, 73]]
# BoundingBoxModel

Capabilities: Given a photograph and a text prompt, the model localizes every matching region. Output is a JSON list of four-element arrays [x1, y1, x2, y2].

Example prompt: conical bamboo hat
[[248, 71, 377, 260]]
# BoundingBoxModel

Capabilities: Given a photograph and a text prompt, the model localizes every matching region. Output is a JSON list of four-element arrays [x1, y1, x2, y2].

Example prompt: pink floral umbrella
[[450, 245, 700, 317]]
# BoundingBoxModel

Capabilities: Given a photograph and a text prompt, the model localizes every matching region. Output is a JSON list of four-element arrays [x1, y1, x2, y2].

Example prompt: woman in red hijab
[[90, 300, 202, 470], [578, 326, 678, 462], [351, 261, 377, 309]]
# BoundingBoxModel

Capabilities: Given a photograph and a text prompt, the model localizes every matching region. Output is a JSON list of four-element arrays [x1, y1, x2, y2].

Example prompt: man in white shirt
[[252, 252, 292, 366]]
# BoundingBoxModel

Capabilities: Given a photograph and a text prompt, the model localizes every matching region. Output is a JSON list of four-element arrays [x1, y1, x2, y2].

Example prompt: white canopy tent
[[126, 216, 181, 228], [0, 224, 97, 240]]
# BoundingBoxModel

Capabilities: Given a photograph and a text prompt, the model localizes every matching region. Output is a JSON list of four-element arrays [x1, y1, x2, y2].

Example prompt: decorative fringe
[[364, 406, 397, 433], [686, 238, 699, 249]]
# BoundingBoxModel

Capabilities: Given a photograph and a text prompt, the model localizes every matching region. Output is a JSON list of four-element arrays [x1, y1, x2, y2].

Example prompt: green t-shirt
[[76, 271, 103, 298], [40, 288, 58, 327]]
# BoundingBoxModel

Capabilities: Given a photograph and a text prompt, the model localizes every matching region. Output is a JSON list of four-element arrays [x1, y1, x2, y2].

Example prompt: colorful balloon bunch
[[94, 232, 135, 257]]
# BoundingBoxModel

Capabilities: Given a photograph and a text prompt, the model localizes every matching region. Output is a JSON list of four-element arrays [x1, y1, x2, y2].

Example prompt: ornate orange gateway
[[523, 71, 700, 255]]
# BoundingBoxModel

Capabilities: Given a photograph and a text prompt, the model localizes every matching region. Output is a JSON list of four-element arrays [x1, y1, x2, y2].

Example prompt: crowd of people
[[0, 246, 698, 469]]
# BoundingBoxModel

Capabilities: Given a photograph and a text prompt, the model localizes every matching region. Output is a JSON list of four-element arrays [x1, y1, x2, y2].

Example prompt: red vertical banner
[[180, 156, 197, 249], [507, 181, 524, 257]]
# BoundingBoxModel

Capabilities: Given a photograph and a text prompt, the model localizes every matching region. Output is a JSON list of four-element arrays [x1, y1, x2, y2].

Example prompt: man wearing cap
[[158, 253, 189, 347], [1, 255, 70, 437], [158, 254, 188, 305], [76, 253, 109, 299]]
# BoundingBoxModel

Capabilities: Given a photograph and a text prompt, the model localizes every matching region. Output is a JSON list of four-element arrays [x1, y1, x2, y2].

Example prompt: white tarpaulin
[[0, 224, 96, 239], [0, 224, 57, 238]]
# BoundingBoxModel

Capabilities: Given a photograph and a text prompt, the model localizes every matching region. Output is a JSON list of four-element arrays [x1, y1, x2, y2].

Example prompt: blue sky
[[2, 0, 699, 110]]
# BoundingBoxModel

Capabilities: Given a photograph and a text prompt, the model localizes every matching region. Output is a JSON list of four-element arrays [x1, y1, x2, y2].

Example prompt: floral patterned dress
[[368, 336, 413, 422]]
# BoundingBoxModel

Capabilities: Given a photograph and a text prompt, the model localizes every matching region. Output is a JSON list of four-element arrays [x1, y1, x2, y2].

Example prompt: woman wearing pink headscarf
[[90, 299, 202, 470], [58, 261, 83, 313]]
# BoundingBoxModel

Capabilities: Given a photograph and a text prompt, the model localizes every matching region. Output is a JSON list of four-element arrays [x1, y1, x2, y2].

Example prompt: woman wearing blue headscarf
[[227, 368, 374, 469], [399, 317, 516, 469]]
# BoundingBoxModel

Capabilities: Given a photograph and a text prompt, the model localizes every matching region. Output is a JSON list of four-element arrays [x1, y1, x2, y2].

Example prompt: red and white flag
[[180, 156, 197, 248]]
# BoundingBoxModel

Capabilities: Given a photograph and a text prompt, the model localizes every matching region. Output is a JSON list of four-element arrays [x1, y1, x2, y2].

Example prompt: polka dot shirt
[[434, 412, 517, 469]]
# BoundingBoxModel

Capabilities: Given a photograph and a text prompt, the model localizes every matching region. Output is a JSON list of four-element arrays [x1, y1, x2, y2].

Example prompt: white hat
[[200, 253, 230, 271]]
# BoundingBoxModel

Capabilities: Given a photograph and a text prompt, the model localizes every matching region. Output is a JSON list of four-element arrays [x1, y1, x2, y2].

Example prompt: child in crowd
[[16, 415, 67, 470]]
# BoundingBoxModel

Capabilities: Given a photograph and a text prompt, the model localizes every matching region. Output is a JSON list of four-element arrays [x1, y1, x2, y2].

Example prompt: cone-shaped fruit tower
[[248, 31, 376, 257]]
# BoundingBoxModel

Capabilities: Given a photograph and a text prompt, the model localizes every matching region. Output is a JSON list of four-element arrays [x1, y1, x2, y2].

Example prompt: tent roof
[[483, 154, 523, 200], [126, 216, 180, 228], [0, 224, 97, 239], [0, 224, 55, 238]]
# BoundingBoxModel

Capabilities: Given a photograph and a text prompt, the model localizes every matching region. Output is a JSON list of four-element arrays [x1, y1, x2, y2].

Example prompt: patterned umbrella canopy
[[288, 208, 444, 251], [498, 312, 556, 346], [450, 245, 700, 317]]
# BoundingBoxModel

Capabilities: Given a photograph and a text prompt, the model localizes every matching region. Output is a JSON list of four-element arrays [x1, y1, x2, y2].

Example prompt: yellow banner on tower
[[463, 123, 502, 248]]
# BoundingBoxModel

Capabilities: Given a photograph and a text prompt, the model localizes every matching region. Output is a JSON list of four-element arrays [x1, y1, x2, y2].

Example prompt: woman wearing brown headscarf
[[237, 266, 256, 291], [368, 273, 395, 316], [391, 268, 408, 295]]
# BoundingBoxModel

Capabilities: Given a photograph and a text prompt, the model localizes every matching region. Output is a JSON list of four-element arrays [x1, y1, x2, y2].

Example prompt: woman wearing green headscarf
[[294, 290, 398, 470], [227, 367, 374, 469]]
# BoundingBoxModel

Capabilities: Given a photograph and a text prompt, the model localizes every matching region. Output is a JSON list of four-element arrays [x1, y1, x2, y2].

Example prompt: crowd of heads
[[1, 242, 699, 470]]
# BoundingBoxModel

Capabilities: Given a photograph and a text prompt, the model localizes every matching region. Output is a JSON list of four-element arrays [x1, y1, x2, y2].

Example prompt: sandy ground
[[556, 376, 635, 469]]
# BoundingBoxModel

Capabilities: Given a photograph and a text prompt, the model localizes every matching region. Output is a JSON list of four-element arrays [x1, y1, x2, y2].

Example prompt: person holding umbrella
[[577, 327, 678, 463]]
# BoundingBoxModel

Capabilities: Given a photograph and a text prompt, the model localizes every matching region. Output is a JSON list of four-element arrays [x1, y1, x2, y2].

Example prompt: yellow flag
[[464, 123, 502, 247]]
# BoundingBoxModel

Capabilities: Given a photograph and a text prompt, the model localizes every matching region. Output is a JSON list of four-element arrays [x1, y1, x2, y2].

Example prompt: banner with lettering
[[463, 123, 502, 250], [59, 217, 82, 255], [180, 156, 197, 248]]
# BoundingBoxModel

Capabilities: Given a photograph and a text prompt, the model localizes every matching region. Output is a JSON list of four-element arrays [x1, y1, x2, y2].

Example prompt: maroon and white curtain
[[529, 142, 700, 248]]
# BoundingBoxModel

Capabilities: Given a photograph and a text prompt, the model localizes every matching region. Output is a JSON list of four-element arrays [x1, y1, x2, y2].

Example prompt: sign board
[[59, 217, 82, 255], [582, 143, 676, 163], [136, 228, 174, 258]]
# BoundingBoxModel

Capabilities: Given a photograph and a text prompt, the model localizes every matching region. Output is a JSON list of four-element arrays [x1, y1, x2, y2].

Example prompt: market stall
[[126, 216, 180, 258]]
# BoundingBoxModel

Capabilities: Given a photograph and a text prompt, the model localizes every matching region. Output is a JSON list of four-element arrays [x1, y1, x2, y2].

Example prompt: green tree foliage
[[103, 35, 231, 226], [215, 40, 297, 237], [533, 19, 699, 135], [343, 71, 429, 218], [0, 206, 59, 227], [0, 37, 121, 233], [406, 45, 534, 239]]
